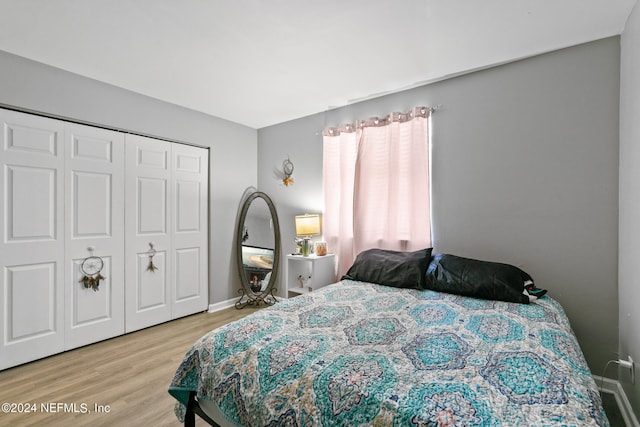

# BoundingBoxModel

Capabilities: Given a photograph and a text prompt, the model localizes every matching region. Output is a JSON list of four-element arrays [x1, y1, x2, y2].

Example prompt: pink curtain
[[322, 125, 358, 277], [323, 107, 432, 277]]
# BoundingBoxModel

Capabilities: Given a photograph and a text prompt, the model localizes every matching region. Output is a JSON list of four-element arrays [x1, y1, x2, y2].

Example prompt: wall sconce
[[295, 214, 321, 256]]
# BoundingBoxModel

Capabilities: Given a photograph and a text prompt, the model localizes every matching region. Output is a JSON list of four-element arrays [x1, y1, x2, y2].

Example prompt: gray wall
[[258, 37, 620, 373], [620, 2, 640, 418], [0, 50, 257, 304], [258, 114, 326, 255]]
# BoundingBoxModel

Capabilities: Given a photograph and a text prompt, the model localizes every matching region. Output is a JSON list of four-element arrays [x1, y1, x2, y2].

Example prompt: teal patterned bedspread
[[169, 280, 608, 426]]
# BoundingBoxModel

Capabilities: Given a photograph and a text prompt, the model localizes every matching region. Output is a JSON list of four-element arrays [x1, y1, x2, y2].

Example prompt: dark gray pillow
[[342, 248, 432, 289], [424, 253, 532, 304]]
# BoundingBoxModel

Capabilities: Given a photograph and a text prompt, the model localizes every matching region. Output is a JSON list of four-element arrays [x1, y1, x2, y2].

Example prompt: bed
[[169, 271, 608, 426]]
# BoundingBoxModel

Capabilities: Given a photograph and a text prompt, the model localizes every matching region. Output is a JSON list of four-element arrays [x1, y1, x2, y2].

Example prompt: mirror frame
[[235, 190, 281, 308]]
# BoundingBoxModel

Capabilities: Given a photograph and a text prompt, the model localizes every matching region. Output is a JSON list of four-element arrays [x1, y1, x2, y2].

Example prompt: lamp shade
[[295, 214, 321, 237]]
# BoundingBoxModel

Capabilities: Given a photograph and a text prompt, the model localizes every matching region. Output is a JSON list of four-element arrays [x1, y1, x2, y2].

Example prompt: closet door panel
[[72, 171, 112, 237], [176, 180, 200, 232], [0, 109, 65, 370], [64, 123, 125, 350], [137, 177, 167, 234], [175, 247, 200, 299], [69, 256, 114, 325], [6, 165, 57, 240], [5, 263, 56, 339], [136, 250, 167, 308], [125, 134, 172, 332], [3, 119, 58, 157], [172, 144, 208, 318]]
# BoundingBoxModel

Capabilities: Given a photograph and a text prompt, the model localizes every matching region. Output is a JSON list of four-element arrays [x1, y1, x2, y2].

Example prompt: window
[[323, 107, 432, 276]]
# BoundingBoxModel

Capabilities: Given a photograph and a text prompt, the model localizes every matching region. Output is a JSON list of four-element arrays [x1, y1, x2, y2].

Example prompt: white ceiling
[[0, 0, 636, 129]]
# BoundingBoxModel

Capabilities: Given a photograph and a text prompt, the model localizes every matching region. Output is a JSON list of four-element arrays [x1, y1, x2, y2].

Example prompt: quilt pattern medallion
[[169, 280, 608, 426]]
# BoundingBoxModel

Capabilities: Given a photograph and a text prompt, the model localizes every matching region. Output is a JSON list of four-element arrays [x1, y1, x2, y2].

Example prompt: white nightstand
[[286, 254, 336, 298]]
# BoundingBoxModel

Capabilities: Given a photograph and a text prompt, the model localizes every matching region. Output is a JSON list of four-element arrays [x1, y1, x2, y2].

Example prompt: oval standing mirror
[[235, 190, 281, 308]]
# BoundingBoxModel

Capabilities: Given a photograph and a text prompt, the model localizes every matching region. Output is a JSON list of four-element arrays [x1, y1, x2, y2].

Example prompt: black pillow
[[342, 248, 433, 289], [424, 253, 532, 304]]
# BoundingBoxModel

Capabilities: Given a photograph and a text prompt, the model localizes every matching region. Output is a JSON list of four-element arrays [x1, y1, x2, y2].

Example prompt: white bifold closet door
[[1, 108, 208, 370], [64, 123, 125, 349], [0, 113, 126, 368], [124, 134, 208, 333], [171, 143, 209, 319], [0, 110, 67, 369]]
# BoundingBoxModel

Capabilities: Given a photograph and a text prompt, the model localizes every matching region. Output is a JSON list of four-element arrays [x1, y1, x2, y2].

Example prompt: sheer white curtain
[[323, 107, 432, 276]]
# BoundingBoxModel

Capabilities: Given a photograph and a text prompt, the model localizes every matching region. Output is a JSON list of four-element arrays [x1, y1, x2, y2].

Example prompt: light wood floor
[[0, 306, 261, 427]]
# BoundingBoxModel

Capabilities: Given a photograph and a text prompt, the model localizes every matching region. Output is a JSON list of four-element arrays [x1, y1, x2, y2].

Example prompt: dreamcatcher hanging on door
[[146, 242, 158, 272], [79, 247, 105, 291]]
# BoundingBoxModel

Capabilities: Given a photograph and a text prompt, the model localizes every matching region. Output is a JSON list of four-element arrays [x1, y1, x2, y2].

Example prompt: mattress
[[169, 280, 608, 426]]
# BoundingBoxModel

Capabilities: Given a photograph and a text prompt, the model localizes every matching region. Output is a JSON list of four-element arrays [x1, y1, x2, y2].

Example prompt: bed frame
[[184, 391, 219, 427]]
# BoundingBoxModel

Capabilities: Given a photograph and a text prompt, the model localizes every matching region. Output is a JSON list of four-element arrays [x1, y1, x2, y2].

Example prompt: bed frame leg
[[185, 391, 197, 427], [184, 390, 221, 427]]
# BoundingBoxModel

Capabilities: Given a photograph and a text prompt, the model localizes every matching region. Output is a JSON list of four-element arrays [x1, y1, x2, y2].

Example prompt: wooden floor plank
[[0, 307, 259, 427]]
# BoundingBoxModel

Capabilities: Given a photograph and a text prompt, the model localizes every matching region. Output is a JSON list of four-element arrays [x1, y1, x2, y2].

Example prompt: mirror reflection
[[241, 198, 274, 293], [235, 191, 280, 308]]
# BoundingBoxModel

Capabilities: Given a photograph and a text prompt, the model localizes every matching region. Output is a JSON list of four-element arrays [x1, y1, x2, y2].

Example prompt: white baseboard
[[593, 375, 639, 427], [207, 298, 237, 313]]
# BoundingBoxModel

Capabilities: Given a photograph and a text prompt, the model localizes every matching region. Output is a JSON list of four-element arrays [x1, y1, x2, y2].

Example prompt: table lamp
[[295, 214, 321, 256]]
